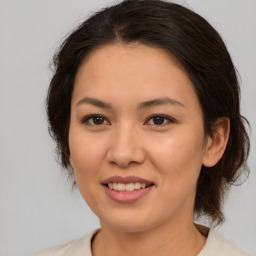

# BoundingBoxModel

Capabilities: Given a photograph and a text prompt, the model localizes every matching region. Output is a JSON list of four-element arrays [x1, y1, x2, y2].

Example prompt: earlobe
[[202, 118, 230, 167]]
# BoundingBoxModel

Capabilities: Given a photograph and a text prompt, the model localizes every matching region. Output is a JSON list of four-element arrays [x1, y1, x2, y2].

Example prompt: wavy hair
[[46, 0, 250, 225]]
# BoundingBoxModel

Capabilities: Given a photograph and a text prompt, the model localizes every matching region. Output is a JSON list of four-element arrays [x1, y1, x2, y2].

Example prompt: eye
[[81, 114, 110, 126], [145, 115, 175, 126]]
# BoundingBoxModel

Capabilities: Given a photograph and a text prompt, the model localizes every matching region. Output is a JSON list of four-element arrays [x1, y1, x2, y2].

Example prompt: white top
[[33, 228, 250, 256]]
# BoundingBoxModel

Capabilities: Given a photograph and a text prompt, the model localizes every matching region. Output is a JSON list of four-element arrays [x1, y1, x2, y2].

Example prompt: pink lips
[[101, 176, 154, 203]]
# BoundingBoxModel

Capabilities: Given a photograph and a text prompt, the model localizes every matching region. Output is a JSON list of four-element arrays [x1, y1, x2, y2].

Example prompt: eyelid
[[80, 114, 176, 126], [80, 114, 110, 125], [144, 114, 176, 126]]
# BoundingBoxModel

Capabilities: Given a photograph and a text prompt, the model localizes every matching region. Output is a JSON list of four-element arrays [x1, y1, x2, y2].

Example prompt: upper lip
[[101, 176, 154, 186]]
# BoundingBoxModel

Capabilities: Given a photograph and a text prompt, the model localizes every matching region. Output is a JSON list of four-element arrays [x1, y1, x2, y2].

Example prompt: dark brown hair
[[47, 0, 250, 225]]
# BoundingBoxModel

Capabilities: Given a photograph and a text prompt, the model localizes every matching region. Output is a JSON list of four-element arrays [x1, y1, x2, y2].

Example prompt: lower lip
[[103, 185, 153, 203]]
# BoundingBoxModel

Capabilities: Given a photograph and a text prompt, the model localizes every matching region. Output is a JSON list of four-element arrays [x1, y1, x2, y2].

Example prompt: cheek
[[146, 134, 205, 218], [68, 129, 108, 208], [149, 132, 204, 183], [69, 129, 106, 179]]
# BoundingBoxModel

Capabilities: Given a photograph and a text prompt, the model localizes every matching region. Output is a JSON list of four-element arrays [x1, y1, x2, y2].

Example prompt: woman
[[35, 0, 250, 255]]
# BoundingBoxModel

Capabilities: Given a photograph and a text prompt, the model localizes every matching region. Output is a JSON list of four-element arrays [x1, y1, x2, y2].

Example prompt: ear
[[202, 118, 230, 167]]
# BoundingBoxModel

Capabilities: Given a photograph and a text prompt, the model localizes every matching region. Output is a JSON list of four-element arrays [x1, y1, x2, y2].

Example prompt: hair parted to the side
[[46, 0, 250, 225]]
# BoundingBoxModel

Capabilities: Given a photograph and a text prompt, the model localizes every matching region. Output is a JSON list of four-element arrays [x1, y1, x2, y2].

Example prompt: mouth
[[101, 176, 154, 203], [103, 182, 153, 192], [101, 175, 154, 191]]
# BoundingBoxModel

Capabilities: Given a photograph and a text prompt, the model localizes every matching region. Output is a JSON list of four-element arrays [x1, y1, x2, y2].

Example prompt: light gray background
[[0, 0, 255, 255]]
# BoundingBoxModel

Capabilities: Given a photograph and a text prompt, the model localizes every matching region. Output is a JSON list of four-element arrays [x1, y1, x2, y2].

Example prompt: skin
[[69, 43, 230, 256]]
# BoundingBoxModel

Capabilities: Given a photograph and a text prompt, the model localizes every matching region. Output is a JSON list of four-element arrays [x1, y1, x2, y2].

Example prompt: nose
[[106, 124, 146, 168]]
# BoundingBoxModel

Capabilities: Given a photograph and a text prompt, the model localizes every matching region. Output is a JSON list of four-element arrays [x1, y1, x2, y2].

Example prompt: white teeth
[[134, 182, 141, 189], [117, 183, 126, 191], [113, 183, 118, 190], [126, 183, 135, 191], [108, 182, 149, 192]]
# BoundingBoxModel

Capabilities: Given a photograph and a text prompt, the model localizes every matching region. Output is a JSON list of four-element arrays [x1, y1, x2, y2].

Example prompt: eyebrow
[[138, 97, 185, 109], [75, 96, 185, 109]]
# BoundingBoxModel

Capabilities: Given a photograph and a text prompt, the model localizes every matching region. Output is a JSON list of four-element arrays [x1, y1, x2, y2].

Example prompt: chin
[[109, 222, 153, 233], [100, 212, 157, 233]]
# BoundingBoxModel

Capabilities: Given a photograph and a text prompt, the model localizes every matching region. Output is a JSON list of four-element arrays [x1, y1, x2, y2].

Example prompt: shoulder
[[198, 229, 251, 256], [33, 229, 99, 256]]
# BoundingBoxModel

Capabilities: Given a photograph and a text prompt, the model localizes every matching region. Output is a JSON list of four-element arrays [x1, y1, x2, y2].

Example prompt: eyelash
[[80, 114, 176, 127]]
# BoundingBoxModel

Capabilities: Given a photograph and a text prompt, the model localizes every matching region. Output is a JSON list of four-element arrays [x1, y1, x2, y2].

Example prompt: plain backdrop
[[0, 0, 255, 255]]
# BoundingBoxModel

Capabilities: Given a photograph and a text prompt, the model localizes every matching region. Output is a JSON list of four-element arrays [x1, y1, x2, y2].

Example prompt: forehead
[[76, 43, 184, 83], [73, 43, 200, 111]]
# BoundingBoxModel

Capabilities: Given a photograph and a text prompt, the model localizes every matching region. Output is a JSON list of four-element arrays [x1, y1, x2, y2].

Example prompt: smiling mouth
[[101, 176, 155, 192], [104, 182, 153, 192], [101, 176, 154, 203]]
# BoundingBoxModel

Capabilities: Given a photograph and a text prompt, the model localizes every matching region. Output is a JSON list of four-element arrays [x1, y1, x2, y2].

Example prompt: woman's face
[[69, 43, 210, 232]]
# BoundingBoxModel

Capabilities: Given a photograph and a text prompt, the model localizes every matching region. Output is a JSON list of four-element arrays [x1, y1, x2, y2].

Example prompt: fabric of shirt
[[33, 228, 250, 256]]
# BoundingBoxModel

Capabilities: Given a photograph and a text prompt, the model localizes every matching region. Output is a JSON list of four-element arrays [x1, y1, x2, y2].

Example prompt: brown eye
[[152, 116, 165, 125], [92, 116, 105, 125], [146, 115, 175, 126], [81, 115, 109, 126]]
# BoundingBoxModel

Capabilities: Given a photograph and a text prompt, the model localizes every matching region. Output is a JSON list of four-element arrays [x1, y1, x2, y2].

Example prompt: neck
[[92, 218, 207, 256]]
